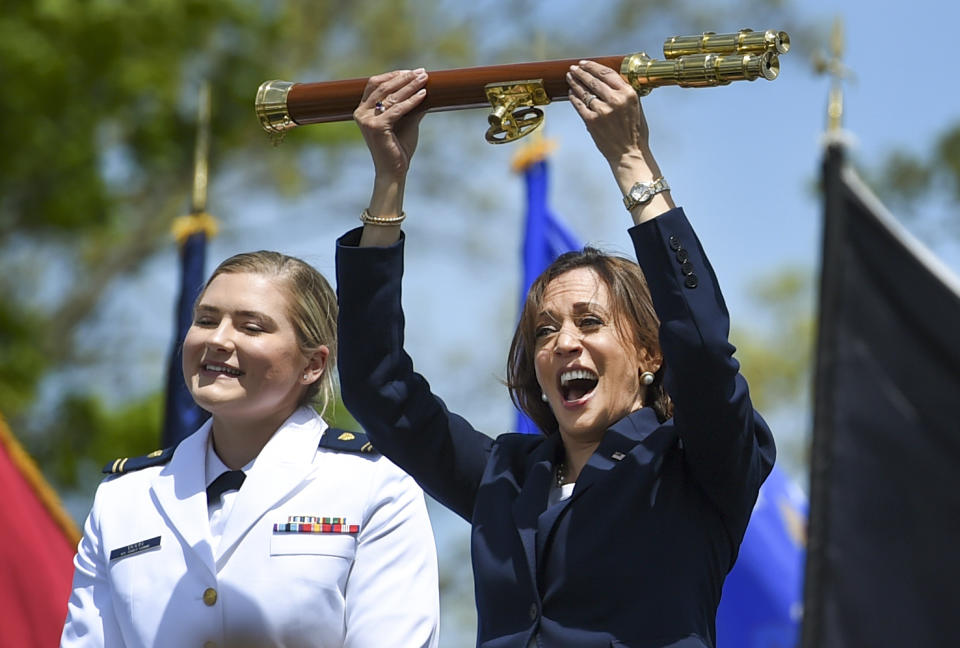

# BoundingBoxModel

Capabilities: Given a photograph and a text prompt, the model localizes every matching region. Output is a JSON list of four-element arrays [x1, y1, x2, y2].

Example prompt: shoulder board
[[102, 447, 174, 475], [319, 428, 379, 456]]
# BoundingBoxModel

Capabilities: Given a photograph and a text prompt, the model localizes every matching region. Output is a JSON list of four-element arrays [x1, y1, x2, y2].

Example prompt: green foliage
[[873, 121, 960, 218], [28, 390, 362, 491], [32, 391, 163, 489], [326, 393, 362, 433], [877, 151, 933, 206], [732, 267, 814, 415], [935, 125, 960, 203], [0, 0, 481, 437]]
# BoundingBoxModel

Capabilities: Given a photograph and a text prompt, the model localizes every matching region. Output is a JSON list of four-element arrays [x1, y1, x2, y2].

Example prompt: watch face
[[632, 183, 651, 203], [624, 178, 666, 210]]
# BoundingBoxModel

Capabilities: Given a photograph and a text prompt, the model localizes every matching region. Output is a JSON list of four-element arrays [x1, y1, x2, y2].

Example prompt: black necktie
[[207, 470, 246, 506]]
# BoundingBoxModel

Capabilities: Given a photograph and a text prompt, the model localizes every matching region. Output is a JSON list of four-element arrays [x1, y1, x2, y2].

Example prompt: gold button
[[202, 587, 218, 606]]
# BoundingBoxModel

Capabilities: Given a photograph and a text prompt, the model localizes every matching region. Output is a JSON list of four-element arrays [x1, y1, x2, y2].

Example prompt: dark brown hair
[[507, 247, 673, 434]]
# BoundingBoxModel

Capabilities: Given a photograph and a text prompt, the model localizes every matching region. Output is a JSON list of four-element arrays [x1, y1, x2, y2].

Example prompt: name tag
[[110, 536, 161, 561]]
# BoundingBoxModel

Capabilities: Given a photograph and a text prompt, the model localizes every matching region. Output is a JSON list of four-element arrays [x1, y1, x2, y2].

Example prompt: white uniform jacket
[[61, 407, 440, 648]]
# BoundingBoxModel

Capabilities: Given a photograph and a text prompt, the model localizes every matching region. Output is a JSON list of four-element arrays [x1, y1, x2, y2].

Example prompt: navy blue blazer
[[336, 208, 775, 648]]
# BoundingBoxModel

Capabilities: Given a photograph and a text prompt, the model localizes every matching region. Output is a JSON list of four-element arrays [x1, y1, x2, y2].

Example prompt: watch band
[[623, 177, 670, 211]]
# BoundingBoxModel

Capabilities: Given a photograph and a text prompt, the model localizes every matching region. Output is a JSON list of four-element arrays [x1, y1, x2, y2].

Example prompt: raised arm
[[569, 60, 775, 542], [337, 69, 495, 521], [566, 60, 675, 225], [352, 68, 428, 248]]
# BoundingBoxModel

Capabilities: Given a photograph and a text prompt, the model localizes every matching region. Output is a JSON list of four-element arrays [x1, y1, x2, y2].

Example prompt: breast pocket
[[269, 533, 357, 559], [264, 532, 357, 614]]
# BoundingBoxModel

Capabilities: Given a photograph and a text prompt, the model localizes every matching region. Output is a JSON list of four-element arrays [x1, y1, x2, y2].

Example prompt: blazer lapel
[[536, 409, 671, 563], [149, 423, 216, 578], [572, 407, 668, 496], [511, 434, 561, 590], [216, 408, 323, 565]]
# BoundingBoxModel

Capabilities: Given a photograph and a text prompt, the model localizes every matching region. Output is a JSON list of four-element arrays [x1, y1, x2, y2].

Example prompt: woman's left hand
[[355, 69, 429, 186], [568, 60, 673, 222], [567, 60, 654, 173]]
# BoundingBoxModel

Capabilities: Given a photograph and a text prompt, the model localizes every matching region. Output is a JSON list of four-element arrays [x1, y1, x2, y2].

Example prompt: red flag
[[0, 413, 80, 647]]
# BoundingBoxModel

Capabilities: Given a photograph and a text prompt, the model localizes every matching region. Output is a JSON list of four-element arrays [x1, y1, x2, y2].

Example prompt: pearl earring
[[640, 371, 655, 386], [303, 374, 309, 381], [541, 392, 549, 403]]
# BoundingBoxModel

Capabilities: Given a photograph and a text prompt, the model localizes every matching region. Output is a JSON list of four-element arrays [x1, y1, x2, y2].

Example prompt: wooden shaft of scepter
[[286, 55, 625, 125]]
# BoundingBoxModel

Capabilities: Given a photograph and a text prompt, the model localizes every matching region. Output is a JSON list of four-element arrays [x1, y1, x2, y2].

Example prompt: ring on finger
[[374, 100, 385, 114], [584, 93, 597, 109]]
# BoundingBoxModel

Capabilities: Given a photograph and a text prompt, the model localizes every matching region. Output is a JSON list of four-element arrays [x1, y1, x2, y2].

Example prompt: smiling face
[[182, 272, 326, 427], [533, 267, 650, 444]]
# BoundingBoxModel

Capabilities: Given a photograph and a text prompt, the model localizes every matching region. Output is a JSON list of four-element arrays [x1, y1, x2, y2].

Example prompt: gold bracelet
[[360, 208, 406, 226]]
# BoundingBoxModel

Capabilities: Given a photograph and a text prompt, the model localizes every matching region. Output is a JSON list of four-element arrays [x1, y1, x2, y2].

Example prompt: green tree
[[732, 267, 815, 479], [870, 122, 960, 239], [0, 0, 476, 476]]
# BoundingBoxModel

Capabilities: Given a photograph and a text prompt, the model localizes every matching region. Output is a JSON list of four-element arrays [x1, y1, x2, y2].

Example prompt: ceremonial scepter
[[256, 28, 789, 144]]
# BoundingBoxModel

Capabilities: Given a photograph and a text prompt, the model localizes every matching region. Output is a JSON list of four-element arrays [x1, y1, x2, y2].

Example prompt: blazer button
[[684, 274, 699, 289], [203, 587, 218, 606], [680, 261, 695, 276], [528, 603, 538, 621], [668, 235, 681, 251], [675, 247, 689, 263]]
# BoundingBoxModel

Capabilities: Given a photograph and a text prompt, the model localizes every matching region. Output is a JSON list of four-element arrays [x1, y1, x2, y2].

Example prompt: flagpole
[[803, 19, 850, 647], [162, 82, 216, 448], [191, 81, 211, 215]]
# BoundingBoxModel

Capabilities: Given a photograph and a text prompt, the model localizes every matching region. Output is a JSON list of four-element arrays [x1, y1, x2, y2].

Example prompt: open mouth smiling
[[559, 368, 598, 404], [203, 363, 244, 377]]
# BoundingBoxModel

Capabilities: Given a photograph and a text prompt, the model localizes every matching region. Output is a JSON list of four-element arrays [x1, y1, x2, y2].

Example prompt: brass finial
[[172, 81, 218, 245], [191, 81, 211, 214], [813, 17, 851, 134]]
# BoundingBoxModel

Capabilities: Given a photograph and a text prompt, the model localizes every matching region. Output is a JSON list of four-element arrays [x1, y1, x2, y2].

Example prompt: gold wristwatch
[[623, 177, 670, 211]]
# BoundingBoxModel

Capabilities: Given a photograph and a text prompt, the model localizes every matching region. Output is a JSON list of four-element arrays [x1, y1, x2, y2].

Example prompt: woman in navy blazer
[[336, 62, 776, 647]]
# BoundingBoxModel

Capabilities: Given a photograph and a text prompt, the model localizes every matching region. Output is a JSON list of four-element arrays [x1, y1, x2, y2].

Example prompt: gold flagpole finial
[[191, 81, 211, 215], [173, 81, 218, 245], [813, 17, 852, 136]]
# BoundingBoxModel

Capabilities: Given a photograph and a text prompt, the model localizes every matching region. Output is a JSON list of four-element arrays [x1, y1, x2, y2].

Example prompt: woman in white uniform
[[61, 251, 440, 648]]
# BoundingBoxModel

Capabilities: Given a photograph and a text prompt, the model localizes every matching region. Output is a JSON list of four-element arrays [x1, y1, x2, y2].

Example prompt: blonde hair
[[200, 251, 338, 417]]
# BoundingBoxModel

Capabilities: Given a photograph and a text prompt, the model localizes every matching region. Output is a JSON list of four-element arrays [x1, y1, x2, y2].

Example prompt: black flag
[[802, 143, 960, 647]]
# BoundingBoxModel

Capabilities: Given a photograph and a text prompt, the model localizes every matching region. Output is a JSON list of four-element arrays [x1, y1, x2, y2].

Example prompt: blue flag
[[515, 155, 580, 435], [717, 467, 806, 647], [162, 228, 211, 448]]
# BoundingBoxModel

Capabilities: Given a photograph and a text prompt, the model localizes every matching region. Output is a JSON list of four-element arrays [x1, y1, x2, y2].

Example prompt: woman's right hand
[[354, 69, 429, 223]]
